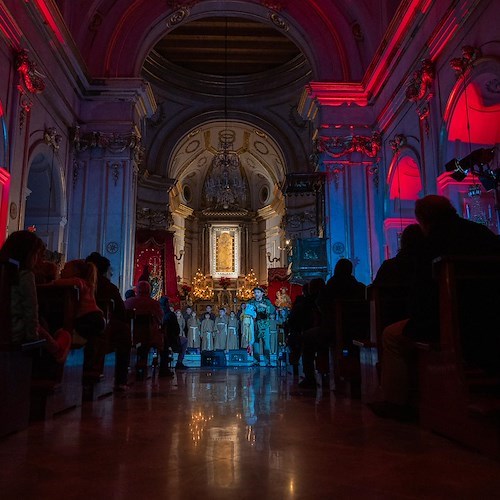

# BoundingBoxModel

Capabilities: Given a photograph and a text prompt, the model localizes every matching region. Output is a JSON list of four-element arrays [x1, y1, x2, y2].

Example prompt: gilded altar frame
[[210, 224, 240, 278]]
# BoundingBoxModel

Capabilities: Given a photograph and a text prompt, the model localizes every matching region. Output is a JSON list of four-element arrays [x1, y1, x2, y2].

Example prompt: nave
[[2, 367, 500, 500]]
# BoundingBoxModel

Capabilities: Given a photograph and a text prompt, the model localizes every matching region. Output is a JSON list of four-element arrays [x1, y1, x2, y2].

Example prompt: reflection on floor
[[1, 367, 500, 499]]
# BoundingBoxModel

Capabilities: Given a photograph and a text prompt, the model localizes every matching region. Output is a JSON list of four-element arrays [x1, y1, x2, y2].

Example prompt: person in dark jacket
[[159, 296, 188, 373]]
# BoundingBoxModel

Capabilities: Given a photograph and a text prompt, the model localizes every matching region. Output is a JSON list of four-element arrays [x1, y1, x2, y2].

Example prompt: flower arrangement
[[180, 284, 191, 296], [219, 276, 231, 289]]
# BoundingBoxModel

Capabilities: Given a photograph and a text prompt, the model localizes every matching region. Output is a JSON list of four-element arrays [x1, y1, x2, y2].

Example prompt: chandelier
[[205, 131, 246, 210], [204, 18, 246, 211]]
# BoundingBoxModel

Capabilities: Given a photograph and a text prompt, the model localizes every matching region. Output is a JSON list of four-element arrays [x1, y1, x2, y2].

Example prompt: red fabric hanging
[[134, 229, 179, 302]]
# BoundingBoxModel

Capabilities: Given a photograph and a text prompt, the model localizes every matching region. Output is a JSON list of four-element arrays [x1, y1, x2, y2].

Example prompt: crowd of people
[[283, 195, 500, 421], [2, 194, 498, 402]]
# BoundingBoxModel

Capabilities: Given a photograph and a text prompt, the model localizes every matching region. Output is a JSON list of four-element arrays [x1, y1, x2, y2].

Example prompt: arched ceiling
[[52, 0, 406, 183], [153, 17, 302, 77]]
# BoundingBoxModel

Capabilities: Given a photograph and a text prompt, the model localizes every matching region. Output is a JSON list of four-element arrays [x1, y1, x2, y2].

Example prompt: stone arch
[[169, 119, 286, 212], [86, 1, 349, 81], [24, 143, 67, 252]]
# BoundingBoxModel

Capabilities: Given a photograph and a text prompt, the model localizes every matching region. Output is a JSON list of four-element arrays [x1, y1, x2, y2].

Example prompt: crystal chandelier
[[205, 131, 246, 210]]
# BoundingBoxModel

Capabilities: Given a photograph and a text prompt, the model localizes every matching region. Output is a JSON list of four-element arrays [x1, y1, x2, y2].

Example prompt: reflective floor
[[1, 367, 500, 499]]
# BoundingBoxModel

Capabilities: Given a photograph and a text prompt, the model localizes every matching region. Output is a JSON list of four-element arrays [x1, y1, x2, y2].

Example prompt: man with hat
[[247, 286, 275, 366]]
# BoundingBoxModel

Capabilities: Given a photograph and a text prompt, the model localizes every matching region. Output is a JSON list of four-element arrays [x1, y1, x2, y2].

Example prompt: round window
[[260, 185, 269, 204]]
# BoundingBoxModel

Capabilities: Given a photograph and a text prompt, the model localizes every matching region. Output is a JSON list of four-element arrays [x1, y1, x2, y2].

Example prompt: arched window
[[388, 155, 422, 200], [448, 81, 500, 145]]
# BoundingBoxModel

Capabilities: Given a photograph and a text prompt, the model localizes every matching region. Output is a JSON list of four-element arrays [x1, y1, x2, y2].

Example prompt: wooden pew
[[354, 284, 410, 402], [418, 256, 500, 457], [31, 284, 84, 420], [0, 261, 46, 437], [331, 299, 370, 397]]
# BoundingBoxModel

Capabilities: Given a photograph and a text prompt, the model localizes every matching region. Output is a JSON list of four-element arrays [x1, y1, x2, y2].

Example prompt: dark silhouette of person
[[297, 278, 327, 388], [159, 296, 188, 373], [373, 224, 425, 287], [372, 195, 500, 420], [85, 252, 132, 390]]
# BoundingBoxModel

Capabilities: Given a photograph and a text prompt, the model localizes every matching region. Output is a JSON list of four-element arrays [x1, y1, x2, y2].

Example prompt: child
[[227, 310, 239, 350], [0, 230, 71, 363], [53, 259, 105, 377], [176, 309, 186, 337], [200, 312, 215, 351], [215, 307, 228, 350], [187, 310, 201, 349]]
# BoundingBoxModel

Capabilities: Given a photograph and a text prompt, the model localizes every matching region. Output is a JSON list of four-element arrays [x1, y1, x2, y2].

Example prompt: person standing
[[227, 310, 239, 350], [247, 287, 275, 367], [200, 312, 215, 351], [215, 308, 229, 350], [240, 302, 254, 353], [186, 310, 201, 349]]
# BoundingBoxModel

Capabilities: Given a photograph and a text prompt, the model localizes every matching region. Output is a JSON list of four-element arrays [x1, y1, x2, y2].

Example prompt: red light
[[34, 0, 64, 44]]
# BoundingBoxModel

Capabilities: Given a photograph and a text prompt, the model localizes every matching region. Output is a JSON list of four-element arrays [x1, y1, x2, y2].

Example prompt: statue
[[275, 287, 292, 309]]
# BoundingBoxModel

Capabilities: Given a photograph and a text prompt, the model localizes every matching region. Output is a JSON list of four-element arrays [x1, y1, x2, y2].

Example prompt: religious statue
[[275, 287, 292, 309]]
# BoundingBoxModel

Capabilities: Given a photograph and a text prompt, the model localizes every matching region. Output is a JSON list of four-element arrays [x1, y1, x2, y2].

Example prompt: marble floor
[[1, 367, 500, 500]]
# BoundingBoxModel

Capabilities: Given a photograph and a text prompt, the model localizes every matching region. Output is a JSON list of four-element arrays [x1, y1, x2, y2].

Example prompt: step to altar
[[171, 350, 285, 368]]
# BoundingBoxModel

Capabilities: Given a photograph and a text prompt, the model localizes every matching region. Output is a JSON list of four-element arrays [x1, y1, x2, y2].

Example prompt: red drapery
[[134, 229, 179, 303]]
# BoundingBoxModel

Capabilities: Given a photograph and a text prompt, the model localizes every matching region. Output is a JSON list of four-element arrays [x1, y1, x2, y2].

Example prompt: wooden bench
[[0, 261, 47, 437], [418, 255, 500, 457], [354, 284, 410, 402]]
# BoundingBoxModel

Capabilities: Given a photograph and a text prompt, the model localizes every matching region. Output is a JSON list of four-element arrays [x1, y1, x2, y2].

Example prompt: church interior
[[1, 0, 500, 497]]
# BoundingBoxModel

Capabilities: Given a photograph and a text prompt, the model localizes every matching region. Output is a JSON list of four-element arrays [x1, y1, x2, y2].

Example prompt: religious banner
[[267, 267, 302, 306], [134, 229, 178, 302]]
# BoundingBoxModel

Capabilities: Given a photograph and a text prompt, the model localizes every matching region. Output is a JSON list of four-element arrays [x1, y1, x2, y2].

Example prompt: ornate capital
[[389, 134, 407, 155], [450, 45, 481, 76], [405, 59, 434, 103], [44, 127, 62, 151], [316, 131, 381, 158], [136, 206, 172, 229], [72, 126, 144, 164], [15, 49, 45, 94]]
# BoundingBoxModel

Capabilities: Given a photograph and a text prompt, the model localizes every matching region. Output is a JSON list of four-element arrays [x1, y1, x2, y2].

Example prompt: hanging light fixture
[[204, 18, 246, 210]]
